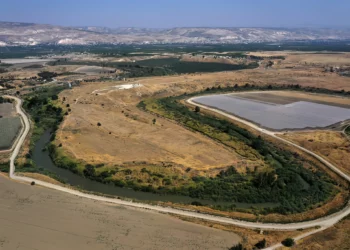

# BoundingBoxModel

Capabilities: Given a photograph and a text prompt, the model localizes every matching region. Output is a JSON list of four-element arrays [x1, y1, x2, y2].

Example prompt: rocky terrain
[[1, 21, 350, 46]]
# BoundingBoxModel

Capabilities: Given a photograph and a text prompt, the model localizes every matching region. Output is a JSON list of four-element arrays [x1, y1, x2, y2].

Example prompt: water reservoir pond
[[193, 94, 350, 130]]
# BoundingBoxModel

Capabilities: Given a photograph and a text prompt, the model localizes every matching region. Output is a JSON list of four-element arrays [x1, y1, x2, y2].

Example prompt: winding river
[[32, 130, 276, 209]]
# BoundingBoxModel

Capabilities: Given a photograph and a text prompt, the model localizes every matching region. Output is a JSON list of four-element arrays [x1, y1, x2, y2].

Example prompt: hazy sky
[[1, 0, 349, 28]]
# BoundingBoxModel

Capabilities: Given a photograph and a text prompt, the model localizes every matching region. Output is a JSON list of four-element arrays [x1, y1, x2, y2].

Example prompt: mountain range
[[1, 21, 350, 46]]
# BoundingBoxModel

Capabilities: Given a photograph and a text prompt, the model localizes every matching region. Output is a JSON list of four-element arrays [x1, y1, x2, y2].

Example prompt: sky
[[1, 0, 349, 28]]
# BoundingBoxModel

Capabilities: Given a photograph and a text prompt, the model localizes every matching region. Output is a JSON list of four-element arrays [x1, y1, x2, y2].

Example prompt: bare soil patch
[[0, 175, 239, 250], [58, 80, 242, 172]]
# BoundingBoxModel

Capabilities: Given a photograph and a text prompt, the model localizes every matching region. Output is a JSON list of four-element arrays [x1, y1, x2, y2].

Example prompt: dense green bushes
[[0, 162, 9, 172], [139, 88, 337, 214], [37, 71, 58, 80], [345, 126, 350, 136], [281, 238, 295, 247]]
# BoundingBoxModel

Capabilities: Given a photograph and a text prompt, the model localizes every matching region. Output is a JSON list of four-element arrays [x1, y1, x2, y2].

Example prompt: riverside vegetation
[[17, 84, 350, 215]]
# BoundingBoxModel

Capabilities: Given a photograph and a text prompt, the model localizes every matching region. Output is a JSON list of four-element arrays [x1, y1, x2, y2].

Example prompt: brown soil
[[280, 131, 350, 176], [57, 80, 241, 171], [173, 215, 313, 250], [0, 175, 240, 250]]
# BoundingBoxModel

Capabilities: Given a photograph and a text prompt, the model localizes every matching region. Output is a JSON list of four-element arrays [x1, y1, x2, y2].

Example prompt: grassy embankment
[[13, 86, 67, 181]]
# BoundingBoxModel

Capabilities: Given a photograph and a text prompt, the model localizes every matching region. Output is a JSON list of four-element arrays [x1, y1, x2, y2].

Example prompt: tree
[[124, 169, 132, 175], [38, 71, 58, 80], [281, 238, 295, 247], [83, 164, 96, 177], [97, 122, 102, 126], [255, 238, 266, 249], [194, 106, 200, 113], [51, 94, 58, 100], [191, 201, 203, 206], [152, 118, 156, 124], [229, 243, 243, 250], [266, 60, 274, 68]]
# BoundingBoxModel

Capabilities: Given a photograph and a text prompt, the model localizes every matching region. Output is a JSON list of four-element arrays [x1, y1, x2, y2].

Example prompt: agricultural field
[[46, 57, 258, 77], [0, 174, 239, 250], [74, 66, 116, 75]]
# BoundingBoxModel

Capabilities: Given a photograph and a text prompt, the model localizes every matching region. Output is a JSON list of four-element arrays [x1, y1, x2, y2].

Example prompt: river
[[32, 130, 277, 209]]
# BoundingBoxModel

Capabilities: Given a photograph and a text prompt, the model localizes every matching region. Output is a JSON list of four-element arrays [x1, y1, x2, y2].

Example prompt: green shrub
[[281, 238, 295, 247]]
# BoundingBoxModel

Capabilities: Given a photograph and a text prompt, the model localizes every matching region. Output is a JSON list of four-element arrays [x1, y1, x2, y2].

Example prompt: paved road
[[5, 95, 350, 249]]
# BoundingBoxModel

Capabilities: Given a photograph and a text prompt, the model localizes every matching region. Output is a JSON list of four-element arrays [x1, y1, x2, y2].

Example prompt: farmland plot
[[0, 117, 22, 150]]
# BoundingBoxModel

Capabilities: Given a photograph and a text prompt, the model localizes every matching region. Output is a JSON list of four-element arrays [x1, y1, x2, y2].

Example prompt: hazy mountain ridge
[[0, 21, 350, 46]]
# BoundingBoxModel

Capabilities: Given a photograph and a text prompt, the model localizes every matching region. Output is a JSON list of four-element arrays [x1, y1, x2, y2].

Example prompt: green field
[[2, 42, 350, 59], [0, 116, 22, 150], [138, 58, 259, 74], [48, 57, 258, 77]]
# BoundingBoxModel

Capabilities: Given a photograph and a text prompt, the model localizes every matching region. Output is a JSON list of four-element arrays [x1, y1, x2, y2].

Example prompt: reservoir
[[192, 94, 350, 130]]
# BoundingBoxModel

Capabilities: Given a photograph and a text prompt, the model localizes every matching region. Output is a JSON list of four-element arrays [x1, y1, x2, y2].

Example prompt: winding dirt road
[[5, 95, 350, 249]]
